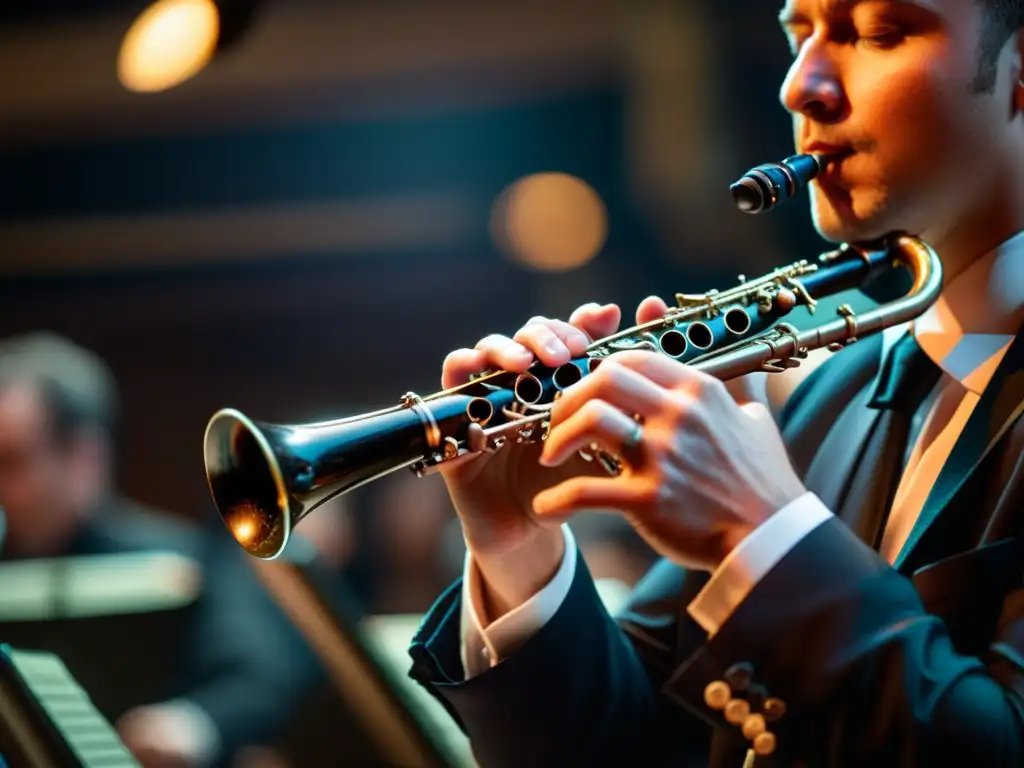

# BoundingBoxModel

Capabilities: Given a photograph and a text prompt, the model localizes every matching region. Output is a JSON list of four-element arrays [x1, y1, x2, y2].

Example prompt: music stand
[[0, 644, 140, 767], [247, 554, 475, 768]]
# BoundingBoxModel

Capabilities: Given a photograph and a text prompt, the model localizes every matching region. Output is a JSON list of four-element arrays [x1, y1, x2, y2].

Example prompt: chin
[[809, 187, 892, 246], [811, 217, 886, 246]]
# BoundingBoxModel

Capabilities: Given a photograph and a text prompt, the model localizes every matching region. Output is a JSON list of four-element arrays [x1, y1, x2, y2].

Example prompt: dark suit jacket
[[407, 327, 1024, 767], [3, 498, 326, 767]]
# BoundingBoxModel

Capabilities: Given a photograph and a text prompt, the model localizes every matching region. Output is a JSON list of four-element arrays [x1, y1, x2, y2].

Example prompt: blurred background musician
[[0, 332, 321, 768]]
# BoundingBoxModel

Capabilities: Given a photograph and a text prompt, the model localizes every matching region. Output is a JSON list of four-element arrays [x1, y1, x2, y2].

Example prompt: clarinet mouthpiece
[[731, 153, 829, 214]]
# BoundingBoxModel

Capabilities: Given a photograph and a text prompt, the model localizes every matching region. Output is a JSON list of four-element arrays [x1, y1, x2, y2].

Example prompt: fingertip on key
[[541, 344, 572, 367], [507, 346, 535, 369], [569, 332, 591, 353]]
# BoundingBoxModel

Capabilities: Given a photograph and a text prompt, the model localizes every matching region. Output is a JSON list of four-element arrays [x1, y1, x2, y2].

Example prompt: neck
[[922, 158, 1024, 287], [10, 493, 109, 559]]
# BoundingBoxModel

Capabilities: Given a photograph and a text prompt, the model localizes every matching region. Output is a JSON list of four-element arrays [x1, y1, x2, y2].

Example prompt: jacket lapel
[[782, 334, 887, 523], [894, 327, 1024, 572], [780, 333, 885, 481], [798, 331, 942, 549], [804, 383, 884, 520]]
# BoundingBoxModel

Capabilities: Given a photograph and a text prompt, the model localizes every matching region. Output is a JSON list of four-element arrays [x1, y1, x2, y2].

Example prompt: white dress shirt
[[460, 231, 1024, 675]]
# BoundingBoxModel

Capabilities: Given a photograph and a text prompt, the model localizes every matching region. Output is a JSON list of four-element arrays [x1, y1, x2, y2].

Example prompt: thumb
[[739, 400, 772, 423]]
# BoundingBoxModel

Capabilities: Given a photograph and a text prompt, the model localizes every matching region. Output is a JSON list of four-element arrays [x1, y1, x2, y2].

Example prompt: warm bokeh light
[[491, 172, 608, 272], [117, 0, 221, 93]]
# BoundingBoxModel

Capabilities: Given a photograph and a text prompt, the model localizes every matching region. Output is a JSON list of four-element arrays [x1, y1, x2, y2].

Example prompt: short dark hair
[[0, 332, 118, 444], [974, 0, 1024, 93]]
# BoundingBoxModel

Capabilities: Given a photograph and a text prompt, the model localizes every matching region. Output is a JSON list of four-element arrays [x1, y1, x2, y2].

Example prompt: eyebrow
[[777, 0, 917, 27], [777, 8, 808, 29]]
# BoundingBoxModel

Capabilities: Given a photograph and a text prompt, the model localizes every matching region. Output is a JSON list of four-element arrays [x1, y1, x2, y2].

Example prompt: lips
[[799, 143, 852, 183], [802, 142, 853, 159]]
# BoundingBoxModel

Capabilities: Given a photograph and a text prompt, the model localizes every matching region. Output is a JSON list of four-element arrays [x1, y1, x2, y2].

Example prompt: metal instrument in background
[[202, 153, 943, 560]]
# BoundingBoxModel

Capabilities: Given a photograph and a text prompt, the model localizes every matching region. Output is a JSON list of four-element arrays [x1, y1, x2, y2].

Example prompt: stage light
[[118, 0, 258, 93], [491, 173, 608, 272]]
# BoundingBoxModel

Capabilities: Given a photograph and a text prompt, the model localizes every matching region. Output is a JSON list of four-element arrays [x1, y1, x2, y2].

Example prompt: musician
[[407, 0, 1024, 765], [0, 333, 320, 768]]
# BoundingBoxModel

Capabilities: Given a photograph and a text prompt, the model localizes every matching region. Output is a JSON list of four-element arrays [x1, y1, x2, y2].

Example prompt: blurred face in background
[[779, 0, 1023, 249], [0, 383, 100, 556]]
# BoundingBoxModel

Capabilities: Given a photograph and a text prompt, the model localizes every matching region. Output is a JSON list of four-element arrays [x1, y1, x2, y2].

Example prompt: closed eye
[[858, 26, 907, 49]]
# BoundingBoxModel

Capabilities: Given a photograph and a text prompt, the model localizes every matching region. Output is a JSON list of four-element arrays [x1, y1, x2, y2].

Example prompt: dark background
[[0, 0, 819, 525]]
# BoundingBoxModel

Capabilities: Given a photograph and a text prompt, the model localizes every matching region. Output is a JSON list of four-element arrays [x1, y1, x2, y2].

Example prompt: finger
[[512, 322, 574, 367], [441, 348, 490, 389], [549, 358, 671, 428], [636, 295, 670, 325], [533, 475, 648, 518], [541, 399, 643, 468], [740, 400, 771, 422], [523, 316, 592, 357], [568, 302, 622, 341], [473, 333, 536, 372], [585, 352, 704, 393]]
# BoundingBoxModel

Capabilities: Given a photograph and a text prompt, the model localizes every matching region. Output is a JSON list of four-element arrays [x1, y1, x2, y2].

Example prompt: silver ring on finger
[[621, 418, 644, 459]]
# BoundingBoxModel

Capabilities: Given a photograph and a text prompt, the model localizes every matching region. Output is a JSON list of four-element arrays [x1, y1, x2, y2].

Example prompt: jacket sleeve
[[662, 516, 1024, 765], [408, 550, 713, 767]]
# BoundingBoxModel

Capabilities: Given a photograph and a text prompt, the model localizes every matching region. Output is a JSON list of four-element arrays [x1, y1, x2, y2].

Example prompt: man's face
[[778, 0, 1019, 244], [0, 384, 78, 554]]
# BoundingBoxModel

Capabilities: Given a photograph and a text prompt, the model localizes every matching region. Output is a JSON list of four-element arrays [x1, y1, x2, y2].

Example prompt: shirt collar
[[911, 230, 1024, 394]]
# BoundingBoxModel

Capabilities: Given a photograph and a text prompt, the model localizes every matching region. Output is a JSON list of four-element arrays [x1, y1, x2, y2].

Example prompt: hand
[[438, 300, 668, 616], [533, 349, 807, 572], [439, 302, 628, 555], [117, 702, 219, 768]]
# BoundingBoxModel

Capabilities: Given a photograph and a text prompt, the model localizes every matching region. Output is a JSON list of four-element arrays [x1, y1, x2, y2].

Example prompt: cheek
[[849, 51, 980, 211], [859, 65, 956, 165]]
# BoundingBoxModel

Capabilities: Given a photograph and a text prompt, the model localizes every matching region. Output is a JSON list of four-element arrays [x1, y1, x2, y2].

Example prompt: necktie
[[842, 331, 943, 549]]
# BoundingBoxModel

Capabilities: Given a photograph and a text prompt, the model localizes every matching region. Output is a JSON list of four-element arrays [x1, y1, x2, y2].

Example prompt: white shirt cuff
[[459, 525, 577, 678], [687, 492, 833, 637]]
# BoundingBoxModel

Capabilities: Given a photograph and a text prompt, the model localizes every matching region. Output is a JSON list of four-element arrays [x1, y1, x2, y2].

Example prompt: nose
[[779, 43, 845, 123]]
